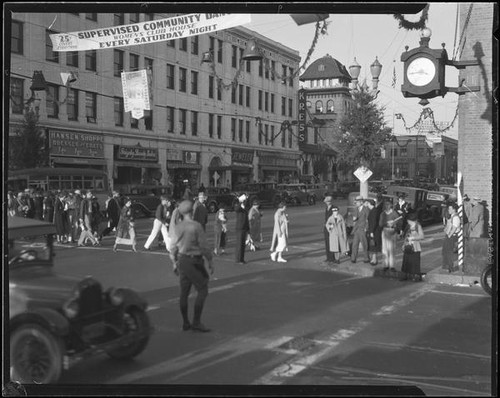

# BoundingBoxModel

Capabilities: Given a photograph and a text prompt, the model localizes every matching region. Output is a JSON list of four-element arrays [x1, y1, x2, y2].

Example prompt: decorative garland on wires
[[393, 4, 430, 31], [396, 103, 460, 134]]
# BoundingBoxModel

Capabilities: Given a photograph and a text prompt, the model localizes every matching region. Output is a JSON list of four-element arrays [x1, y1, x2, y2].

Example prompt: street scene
[[5, 3, 496, 396]]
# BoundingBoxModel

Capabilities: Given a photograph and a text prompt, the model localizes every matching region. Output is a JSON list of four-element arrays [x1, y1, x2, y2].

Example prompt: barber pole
[[456, 172, 464, 273]]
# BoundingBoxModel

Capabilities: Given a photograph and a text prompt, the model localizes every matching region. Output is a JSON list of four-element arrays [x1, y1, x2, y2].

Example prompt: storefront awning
[[114, 160, 161, 168], [51, 156, 107, 165], [209, 165, 253, 172], [260, 166, 299, 171]]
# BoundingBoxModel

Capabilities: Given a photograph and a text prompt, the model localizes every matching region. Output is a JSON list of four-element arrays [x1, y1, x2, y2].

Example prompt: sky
[[244, 3, 461, 139]]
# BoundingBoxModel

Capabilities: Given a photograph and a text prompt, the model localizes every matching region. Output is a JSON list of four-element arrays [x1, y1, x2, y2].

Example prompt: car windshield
[[8, 235, 52, 265]]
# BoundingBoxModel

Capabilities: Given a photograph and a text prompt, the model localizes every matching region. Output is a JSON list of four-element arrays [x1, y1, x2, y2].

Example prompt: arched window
[[306, 101, 312, 109], [327, 100, 334, 113], [315, 100, 323, 114]]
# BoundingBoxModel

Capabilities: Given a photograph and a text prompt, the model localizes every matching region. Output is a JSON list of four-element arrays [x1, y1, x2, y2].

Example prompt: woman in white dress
[[270, 202, 289, 263]]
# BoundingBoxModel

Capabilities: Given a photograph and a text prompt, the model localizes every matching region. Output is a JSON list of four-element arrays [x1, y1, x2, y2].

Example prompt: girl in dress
[[400, 212, 425, 281], [213, 208, 228, 255]]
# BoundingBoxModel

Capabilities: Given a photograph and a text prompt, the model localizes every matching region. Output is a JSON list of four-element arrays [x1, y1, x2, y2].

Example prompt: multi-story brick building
[[8, 12, 301, 195]]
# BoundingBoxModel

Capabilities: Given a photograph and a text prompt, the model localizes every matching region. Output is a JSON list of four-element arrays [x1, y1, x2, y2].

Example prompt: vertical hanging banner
[[122, 70, 150, 119], [50, 14, 251, 52]]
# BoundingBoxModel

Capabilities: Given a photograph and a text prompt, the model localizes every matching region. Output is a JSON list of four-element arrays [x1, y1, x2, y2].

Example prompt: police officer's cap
[[178, 200, 194, 215]]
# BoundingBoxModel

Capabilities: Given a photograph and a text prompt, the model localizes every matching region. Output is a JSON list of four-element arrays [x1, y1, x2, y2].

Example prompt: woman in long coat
[[53, 192, 69, 243], [400, 212, 425, 281], [43, 191, 55, 223], [325, 205, 348, 264], [113, 198, 137, 252], [248, 200, 263, 250], [270, 202, 289, 263]]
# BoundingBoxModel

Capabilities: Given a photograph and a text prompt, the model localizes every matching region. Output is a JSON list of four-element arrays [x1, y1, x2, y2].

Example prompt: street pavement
[[43, 201, 494, 394]]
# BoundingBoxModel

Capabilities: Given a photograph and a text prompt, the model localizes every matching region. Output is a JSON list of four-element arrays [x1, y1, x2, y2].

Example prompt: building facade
[[8, 13, 302, 195]]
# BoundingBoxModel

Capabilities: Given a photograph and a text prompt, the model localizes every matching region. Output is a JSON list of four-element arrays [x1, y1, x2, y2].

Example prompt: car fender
[[118, 288, 148, 311], [10, 308, 70, 337]]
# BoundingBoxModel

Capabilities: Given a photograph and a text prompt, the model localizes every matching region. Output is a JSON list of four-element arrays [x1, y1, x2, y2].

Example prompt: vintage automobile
[[115, 184, 173, 218], [386, 185, 441, 225], [277, 183, 316, 206], [336, 181, 359, 197], [438, 185, 458, 201], [306, 183, 331, 201], [204, 186, 238, 213], [8, 216, 152, 384], [233, 182, 284, 208]]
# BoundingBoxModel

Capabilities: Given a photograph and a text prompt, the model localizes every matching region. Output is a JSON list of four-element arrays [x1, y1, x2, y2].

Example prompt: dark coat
[[193, 201, 208, 229], [234, 204, 249, 232], [107, 197, 122, 223]]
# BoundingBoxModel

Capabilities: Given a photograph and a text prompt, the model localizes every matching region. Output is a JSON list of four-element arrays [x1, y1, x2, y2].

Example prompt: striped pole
[[456, 172, 464, 276]]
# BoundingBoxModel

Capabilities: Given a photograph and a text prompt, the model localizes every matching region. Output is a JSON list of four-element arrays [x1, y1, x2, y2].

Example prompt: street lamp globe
[[420, 27, 432, 39]]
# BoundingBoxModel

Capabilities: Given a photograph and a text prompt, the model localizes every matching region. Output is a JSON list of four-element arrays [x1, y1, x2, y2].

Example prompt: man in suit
[[101, 190, 122, 238], [351, 195, 370, 263], [193, 191, 209, 231], [323, 192, 335, 265], [234, 193, 250, 265]]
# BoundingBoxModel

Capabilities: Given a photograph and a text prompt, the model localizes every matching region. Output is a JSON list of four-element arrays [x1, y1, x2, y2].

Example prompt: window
[[271, 126, 275, 146], [264, 60, 269, 79], [166, 64, 175, 89], [281, 125, 286, 147], [179, 68, 186, 92], [265, 125, 269, 145], [12, 20, 23, 54], [209, 37, 215, 52], [10, 78, 24, 114], [288, 127, 293, 148], [217, 39, 223, 63], [232, 45, 237, 68], [191, 111, 198, 136], [230, 118, 237, 141], [258, 60, 263, 77], [315, 100, 323, 113], [258, 123, 262, 145], [85, 92, 97, 123], [67, 88, 78, 121], [114, 13, 124, 26], [289, 68, 294, 86], [246, 60, 251, 73], [85, 50, 97, 71], [265, 92, 269, 112], [238, 119, 243, 142], [246, 87, 250, 107], [271, 93, 275, 113], [281, 97, 286, 116], [191, 35, 198, 55], [167, 39, 175, 48], [239, 84, 243, 106], [327, 100, 334, 113], [129, 53, 139, 71], [46, 30, 59, 63], [245, 121, 250, 143], [129, 13, 139, 23], [114, 97, 124, 126], [66, 51, 79, 67], [144, 13, 154, 21], [240, 48, 244, 68], [314, 127, 318, 144], [208, 76, 214, 99], [231, 86, 236, 104], [131, 117, 138, 129], [179, 37, 187, 51], [114, 50, 124, 77], [167, 106, 175, 133], [145, 57, 153, 75], [145, 110, 153, 130], [179, 109, 186, 134], [217, 116, 222, 139], [258, 90, 263, 110], [271, 60, 276, 80], [288, 98, 293, 117], [191, 71, 198, 95], [46, 84, 59, 118], [217, 85, 221, 101], [86, 13, 97, 21], [281, 65, 287, 83], [208, 114, 214, 138]]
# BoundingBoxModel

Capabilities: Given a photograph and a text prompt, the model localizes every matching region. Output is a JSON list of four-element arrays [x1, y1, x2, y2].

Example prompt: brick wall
[[457, 3, 494, 228]]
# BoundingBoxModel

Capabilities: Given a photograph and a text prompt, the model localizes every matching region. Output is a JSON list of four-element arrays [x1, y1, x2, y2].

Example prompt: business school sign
[[49, 130, 104, 158], [297, 89, 308, 147], [117, 145, 158, 162], [50, 14, 251, 52]]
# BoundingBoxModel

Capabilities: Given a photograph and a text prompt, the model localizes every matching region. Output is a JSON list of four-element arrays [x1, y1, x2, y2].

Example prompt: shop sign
[[167, 148, 183, 162], [297, 89, 308, 146], [184, 151, 199, 164], [49, 130, 104, 158], [117, 145, 158, 161], [232, 149, 254, 165]]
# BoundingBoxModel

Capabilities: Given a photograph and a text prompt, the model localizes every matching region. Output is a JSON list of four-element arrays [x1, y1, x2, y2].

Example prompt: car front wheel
[[10, 323, 64, 384], [106, 308, 151, 360]]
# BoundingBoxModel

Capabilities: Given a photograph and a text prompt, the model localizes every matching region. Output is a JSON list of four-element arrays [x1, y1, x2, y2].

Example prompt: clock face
[[407, 57, 436, 86]]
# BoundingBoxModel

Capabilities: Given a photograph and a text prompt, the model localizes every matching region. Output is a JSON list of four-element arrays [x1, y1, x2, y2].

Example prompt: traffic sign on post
[[354, 166, 373, 183]]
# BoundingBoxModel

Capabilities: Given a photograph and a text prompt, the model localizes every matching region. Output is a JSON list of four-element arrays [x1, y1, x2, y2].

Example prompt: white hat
[[238, 193, 247, 202], [74, 189, 81, 195]]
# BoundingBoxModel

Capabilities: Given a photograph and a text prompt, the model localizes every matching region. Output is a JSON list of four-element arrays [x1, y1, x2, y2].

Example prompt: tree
[[9, 107, 48, 170], [334, 85, 392, 169]]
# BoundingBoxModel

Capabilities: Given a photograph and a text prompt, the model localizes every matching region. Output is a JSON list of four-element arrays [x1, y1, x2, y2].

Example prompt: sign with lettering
[[184, 151, 199, 164], [354, 166, 373, 183], [232, 149, 254, 165], [167, 148, 183, 162], [50, 14, 251, 52], [117, 145, 158, 162], [297, 89, 308, 146], [49, 130, 104, 158], [122, 70, 150, 119]]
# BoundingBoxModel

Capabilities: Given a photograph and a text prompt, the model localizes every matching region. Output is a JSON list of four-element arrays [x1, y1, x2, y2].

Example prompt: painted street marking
[[428, 290, 487, 298]]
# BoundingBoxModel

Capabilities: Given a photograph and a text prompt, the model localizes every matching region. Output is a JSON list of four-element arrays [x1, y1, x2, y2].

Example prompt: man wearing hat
[[234, 193, 250, 265], [469, 196, 485, 238], [193, 191, 209, 231], [323, 192, 336, 264], [350, 195, 370, 263], [101, 190, 122, 239], [144, 195, 173, 251], [169, 200, 214, 332], [394, 194, 411, 236]]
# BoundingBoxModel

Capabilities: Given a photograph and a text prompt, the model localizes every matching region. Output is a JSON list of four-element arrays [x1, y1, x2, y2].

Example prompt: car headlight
[[108, 287, 124, 306], [63, 298, 79, 319]]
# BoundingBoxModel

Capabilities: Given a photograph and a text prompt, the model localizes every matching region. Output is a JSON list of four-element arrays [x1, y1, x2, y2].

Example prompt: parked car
[[386, 185, 441, 225], [8, 216, 152, 384], [306, 183, 331, 202], [116, 184, 173, 218], [438, 185, 458, 200], [204, 186, 238, 213], [234, 182, 283, 208], [277, 183, 316, 205], [336, 181, 359, 197], [426, 190, 450, 222]]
